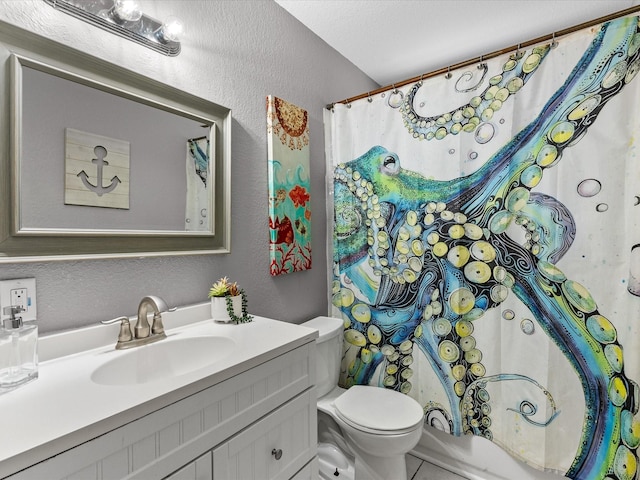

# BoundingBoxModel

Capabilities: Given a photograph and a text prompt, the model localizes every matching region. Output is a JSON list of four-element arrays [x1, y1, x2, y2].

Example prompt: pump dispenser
[[0, 305, 38, 392]]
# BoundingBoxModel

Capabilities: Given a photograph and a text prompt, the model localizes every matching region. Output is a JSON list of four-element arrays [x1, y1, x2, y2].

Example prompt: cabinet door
[[213, 390, 316, 480], [164, 452, 212, 480]]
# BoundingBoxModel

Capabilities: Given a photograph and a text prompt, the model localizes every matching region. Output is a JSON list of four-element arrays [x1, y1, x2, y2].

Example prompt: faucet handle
[[151, 312, 165, 335], [101, 316, 133, 344], [3, 305, 25, 317], [150, 303, 177, 335], [2, 305, 25, 329]]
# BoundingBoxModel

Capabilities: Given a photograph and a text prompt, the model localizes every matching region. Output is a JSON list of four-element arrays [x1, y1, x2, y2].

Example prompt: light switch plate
[[0, 278, 37, 322]]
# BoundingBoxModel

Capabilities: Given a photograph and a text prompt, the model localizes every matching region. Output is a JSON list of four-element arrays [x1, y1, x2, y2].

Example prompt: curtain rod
[[327, 4, 640, 110]]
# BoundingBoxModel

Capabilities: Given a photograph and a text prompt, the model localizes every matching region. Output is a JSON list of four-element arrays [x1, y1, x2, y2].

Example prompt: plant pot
[[210, 295, 243, 323]]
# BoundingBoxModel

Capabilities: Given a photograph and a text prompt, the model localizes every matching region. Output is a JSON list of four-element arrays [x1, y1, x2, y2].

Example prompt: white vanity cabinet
[[6, 341, 317, 480], [165, 452, 212, 480]]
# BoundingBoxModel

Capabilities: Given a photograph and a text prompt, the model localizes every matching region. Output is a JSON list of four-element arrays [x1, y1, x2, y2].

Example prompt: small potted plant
[[208, 277, 252, 324]]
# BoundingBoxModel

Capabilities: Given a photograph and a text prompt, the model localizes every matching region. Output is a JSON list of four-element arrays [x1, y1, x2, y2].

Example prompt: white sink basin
[[91, 336, 236, 386]]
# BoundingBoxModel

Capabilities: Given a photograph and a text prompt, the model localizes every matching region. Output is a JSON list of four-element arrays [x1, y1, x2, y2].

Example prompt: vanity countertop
[[0, 303, 318, 477]]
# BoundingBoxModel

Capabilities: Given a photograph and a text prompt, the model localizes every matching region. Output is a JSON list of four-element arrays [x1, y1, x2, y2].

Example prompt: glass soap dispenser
[[0, 305, 38, 392]]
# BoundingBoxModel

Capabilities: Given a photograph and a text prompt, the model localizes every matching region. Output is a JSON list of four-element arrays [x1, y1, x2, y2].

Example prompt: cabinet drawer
[[164, 452, 212, 480], [213, 389, 317, 480]]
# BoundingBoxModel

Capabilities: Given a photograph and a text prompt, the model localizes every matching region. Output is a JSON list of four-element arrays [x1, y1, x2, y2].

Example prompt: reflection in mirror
[[19, 63, 214, 235], [0, 21, 231, 261]]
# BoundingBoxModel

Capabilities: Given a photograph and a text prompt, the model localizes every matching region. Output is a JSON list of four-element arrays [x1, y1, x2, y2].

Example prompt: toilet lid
[[333, 385, 423, 433]]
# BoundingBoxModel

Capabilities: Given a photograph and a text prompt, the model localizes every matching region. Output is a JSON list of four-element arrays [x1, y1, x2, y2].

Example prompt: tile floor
[[406, 454, 468, 480]]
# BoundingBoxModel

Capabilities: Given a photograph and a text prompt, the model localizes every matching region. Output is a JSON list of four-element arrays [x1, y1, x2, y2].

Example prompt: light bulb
[[158, 16, 184, 43], [112, 0, 142, 23]]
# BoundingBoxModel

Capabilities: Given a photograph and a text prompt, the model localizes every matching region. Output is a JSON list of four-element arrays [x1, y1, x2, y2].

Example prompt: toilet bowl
[[302, 316, 424, 480]]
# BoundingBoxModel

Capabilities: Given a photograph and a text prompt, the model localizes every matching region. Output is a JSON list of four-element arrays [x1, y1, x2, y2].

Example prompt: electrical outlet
[[0, 278, 37, 322], [11, 288, 28, 310]]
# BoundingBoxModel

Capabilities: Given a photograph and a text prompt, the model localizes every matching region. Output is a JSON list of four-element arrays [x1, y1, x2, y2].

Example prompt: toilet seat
[[333, 385, 423, 435]]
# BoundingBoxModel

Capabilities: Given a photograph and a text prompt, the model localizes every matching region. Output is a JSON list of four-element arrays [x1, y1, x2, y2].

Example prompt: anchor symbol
[[77, 145, 121, 197]]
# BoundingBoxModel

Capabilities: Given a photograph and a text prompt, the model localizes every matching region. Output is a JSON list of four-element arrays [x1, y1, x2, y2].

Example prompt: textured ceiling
[[275, 0, 640, 87]]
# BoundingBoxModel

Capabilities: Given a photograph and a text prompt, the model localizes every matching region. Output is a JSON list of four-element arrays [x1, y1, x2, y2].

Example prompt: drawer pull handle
[[271, 448, 283, 460]]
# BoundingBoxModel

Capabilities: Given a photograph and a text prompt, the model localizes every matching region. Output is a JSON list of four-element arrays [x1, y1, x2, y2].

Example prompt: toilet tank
[[301, 316, 344, 397]]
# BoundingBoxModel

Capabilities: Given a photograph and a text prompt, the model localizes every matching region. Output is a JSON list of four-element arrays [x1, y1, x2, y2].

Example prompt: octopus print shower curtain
[[326, 14, 640, 479]]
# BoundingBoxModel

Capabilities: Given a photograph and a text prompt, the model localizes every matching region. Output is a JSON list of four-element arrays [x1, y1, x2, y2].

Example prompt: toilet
[[302, 316, 424, 480]]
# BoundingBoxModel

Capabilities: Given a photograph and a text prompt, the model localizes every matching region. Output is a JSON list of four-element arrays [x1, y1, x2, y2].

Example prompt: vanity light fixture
[[43, 0, 183, 56]]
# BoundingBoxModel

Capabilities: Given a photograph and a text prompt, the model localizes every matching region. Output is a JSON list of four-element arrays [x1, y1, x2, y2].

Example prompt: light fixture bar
[[43, 0, 181, 56]]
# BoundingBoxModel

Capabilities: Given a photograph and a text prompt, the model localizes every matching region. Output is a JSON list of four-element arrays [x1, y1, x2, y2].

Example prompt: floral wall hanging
[[266, 96, 312, 275]]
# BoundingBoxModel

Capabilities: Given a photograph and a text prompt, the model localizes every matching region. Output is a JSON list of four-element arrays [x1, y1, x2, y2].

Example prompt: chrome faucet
[[102, 295, 175, 350]]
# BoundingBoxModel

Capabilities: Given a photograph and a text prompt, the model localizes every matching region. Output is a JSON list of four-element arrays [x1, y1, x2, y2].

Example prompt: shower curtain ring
[[551, 32, 559, 49], [367, 92, 373, 103], [419, 73, 425, 85], [392, 84, 399, 94], [445, 67, 452, 79], [477, 56, 485, 70], [513, 43, 522, 59]]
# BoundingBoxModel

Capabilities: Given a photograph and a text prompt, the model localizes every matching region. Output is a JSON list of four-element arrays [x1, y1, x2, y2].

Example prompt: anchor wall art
[[266, 95, 312, 276], [64, 128, 130, 209], [326, 13, 640, 479]]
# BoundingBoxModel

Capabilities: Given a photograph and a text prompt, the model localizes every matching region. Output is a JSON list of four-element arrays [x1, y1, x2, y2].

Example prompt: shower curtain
[[325, 13, 640, 479], [185, 136, 210, 231]]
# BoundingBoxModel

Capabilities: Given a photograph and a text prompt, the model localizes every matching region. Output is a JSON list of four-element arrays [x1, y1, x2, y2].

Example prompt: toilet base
[[317, 437, 411, 480], [318, 442, 355, 480]]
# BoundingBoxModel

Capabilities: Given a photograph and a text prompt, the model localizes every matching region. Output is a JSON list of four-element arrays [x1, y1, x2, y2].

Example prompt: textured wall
[[0, 0, 377, 333]]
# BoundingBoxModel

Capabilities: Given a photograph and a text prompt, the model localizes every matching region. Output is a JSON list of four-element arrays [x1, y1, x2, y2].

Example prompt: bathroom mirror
[[0, 22, 231, 261]]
